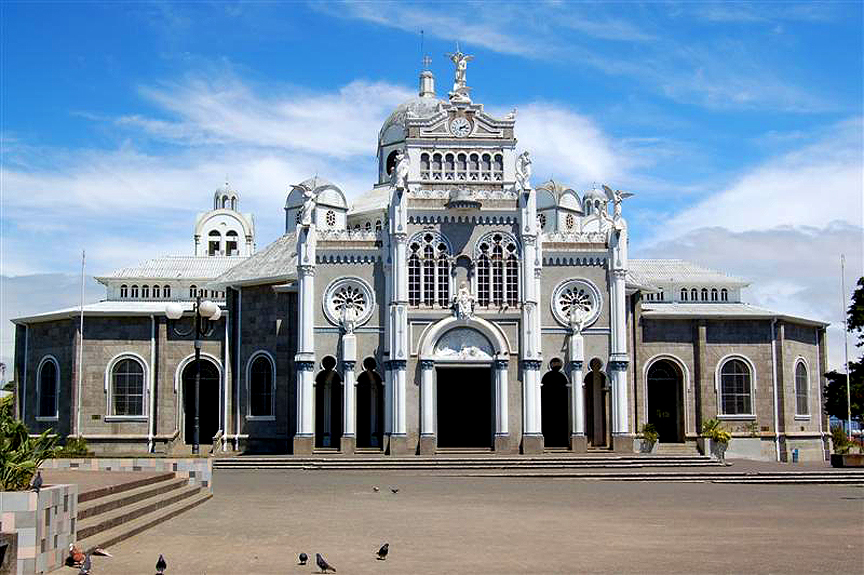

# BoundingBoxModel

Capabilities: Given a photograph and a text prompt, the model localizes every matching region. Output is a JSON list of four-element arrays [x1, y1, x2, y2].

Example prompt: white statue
[[391, 149, 409, 191], [568, 305, 586, 335], [447, 48, 474, 102], [602, 184, 634, 221], [515, 151, 532, 192], [453, 281, 475, 319], [341, 302, 357, 334], [298, 186, 316, 226]]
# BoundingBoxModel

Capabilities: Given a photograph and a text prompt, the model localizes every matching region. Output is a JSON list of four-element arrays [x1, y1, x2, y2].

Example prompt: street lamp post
[[166, 295, 221, 455]]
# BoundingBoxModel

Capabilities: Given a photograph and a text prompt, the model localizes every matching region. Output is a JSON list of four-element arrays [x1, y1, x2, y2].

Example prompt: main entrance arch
[[646, 359, 685, 443], [181, 358, 220, 447]]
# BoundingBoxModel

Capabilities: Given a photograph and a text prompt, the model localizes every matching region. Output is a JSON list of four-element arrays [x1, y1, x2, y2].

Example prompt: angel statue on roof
[[391, 149, 410, 191], [602, 184, 634, 222], [298, 185, 316, 226], [515, 151, 532, 193]]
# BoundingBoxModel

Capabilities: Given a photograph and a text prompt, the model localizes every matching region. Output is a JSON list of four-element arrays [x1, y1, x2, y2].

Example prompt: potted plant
[[830, 425, 864, 467], [639, 423, 659, 453], [701, 418, 731, 464]]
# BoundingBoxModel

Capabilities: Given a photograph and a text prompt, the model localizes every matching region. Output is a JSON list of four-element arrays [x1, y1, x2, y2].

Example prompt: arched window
[[208, 230, 221, 256], [691, 288, 698, 301], [37, 357, 59, 419], [658, 290, 664, 301], [493, 153, 504, 180], [680, 288, 688, 301], [385, 150, 399, 175], [231, 197, 237, 210], [795, 361, 809, 416], [226, 230, 239, 255], [111, 357, 145, 417], [189, 285, 197, 299], [164, 285, 171, 299], [721, 289, 729, 302], [375, 220, 382, 232], [408, 232, 451, 307], [420, 153, 430, 179], [475, 232, 519, 308], [131, 285, 139, 298], [720, 358, 753, 415], [153, 285, 160, 299], [120, 284, 128, 298], [701, 288, 708, 301], [142, 285, 150, 299], [711, 288, 718, 302], [365, 221, 372, 231], [249, 353, 275, 418]]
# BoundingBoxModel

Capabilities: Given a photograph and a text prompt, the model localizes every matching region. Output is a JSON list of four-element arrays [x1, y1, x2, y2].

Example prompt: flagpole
[[76, 250, 85, 438], [841, 254, 851, 436]]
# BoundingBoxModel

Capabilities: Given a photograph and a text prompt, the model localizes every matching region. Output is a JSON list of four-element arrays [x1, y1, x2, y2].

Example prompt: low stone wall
[[0, 484, 77, 575], [40, 458, 213, 493]]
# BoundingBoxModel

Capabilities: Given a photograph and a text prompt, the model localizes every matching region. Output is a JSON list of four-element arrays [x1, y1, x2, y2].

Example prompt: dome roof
[[215, 181, 238, 199], [286, 176, 347, 210], [583, 185, 606, 202], [378, 95, 444, 145]]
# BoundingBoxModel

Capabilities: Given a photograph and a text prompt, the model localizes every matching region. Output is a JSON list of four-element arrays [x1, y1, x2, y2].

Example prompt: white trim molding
[[714, 353, 757, 419], [104, 351, 150, 421], [642, 353, 691, 434], [793, 356, 811, 419], [35, 354, 60, 421]]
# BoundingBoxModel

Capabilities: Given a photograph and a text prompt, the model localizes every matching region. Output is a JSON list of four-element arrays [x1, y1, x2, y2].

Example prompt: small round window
[[326, 210, 336, 227], [566, 213, 574, 229]]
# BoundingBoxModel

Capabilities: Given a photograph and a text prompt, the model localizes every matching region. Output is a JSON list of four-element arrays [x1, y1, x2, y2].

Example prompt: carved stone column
[[494, 359, 510, 453], [419, 360, 436, 455], [569, 360, 586, 452], [293, 360, 315, 455], [341, 359, 356, 454], [293, 223, 317, 455], [521, 359, 543, 454], [609, 359, 632, 453], [389, 359, 408, 455]]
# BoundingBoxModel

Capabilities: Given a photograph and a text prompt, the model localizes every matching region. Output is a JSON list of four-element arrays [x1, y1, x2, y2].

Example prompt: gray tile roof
[[13, 300, 199, 324], [212, 232, 297, 287], [348, 186, 391, 215], [628, 259, 749, 286], [641, 302, 827, 326], [95, 256, 246, 281]]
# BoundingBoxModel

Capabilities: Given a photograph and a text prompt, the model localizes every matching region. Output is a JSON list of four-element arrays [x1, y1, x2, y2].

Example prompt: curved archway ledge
[[418, 316, 511, 362]]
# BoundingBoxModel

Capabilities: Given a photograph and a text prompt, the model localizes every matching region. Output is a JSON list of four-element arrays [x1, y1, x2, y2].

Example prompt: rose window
[[566, 213, 574, 230], [551, 279, 602, 327], [323, 277, 375, 327], [326, 210, 336, 227]]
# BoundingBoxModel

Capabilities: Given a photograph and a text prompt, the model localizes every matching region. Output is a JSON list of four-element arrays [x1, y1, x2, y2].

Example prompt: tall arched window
[[475, 232, 519, 308], [120, 284, 128, 298], [408, 232, 451, 307], [153, 285, 160, 298], [691, 288, 698, 301], [720, 358, 753, 415], [37, 357, 59, 419], [249, 353, 275, 418], [164, 285, 171, 299], [131, 285, 139, 298], [680, 288, 688, 301], [111, 357, 145, 416], [142, 285, 150, 299], [189, 285, 197, 298], [225, 230, 239, 255], [208, 230, 221, 256], [795, 361, 809, 416], [721, 289, 729, 302], [701, 288, 708, 301], [711, 288, 718, 301]]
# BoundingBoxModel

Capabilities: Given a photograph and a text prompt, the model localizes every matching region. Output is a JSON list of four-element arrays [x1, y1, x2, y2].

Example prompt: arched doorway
[[541, 358, 569, 448], [584, 358, 609, 448], [647, 359, 685, 443], [315, 356, 343, 448], [181, 359, 220, 446], [356, 357, 384, 449]]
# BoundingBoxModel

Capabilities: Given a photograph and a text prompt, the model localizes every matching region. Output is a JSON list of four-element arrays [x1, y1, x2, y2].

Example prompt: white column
[[383, 362, 393, 434], [296, 364, 314, 436], [610, 265, 630, 435], [420, 360, 435, 436], [495, 359, 509, 436], [570, 361, 584, 435], [392, 360, 407, 436], [522, 360, 542, 435], [295, 222, 316, 441], [342, 360, 356, 438]]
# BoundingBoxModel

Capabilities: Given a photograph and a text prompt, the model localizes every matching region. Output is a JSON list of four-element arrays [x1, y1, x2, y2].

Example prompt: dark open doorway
[[584, 359, 609, 448], [647, 360, 685, 443], [356, 357, 384, 449], [315, 356, 343, 448], [436, 367, 492, 448], [541, 359, 570, 448], [182, 359, 220, 446]]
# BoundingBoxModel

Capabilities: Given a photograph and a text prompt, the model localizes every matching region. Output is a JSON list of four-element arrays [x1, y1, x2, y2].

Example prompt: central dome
[[378, 94, 444, 146]]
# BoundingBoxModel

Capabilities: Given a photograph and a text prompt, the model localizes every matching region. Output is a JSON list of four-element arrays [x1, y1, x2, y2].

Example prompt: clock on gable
[[449, 117, 472, 138]]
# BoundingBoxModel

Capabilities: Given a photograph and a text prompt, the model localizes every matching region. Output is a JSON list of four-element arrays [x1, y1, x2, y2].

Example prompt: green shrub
[[641, 423, 659, 444], [55, 436, 90, 457], [831, 424, 852, 455], [0, 395, 58, 491], [743, 421, 759, 437], [701, 418, 732, 445]]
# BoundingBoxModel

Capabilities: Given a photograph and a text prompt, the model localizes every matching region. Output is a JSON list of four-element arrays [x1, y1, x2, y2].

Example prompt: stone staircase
[[655, 442, 701, 455], [74, 472, 212, 553]]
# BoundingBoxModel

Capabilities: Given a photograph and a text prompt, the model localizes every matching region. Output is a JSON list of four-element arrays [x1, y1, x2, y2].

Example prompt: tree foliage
[[824, 276, 864, 424], [0, 395, 58, 491]]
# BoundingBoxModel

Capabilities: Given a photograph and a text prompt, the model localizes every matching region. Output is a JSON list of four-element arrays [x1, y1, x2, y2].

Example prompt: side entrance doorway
[[182, 359, 220, 446], [646, 360, 685, 443]]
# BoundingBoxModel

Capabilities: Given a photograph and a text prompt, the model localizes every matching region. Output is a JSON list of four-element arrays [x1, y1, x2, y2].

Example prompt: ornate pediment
[[434, 327, 494, 360]]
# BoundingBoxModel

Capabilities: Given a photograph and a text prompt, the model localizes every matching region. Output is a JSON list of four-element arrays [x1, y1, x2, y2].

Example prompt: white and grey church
[[13, 55, 830, 461]]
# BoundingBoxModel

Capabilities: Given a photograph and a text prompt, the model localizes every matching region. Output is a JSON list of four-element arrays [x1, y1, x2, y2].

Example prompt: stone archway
[[541, 359, 569, 448], [315, 356, 343, 448], [647, 359, 685, 443], [584, 358, 609, 448], [181, 359, 220, 447]]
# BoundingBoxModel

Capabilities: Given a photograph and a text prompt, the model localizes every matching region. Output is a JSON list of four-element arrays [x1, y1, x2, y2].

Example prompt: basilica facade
[[13, 57, 830, 461]]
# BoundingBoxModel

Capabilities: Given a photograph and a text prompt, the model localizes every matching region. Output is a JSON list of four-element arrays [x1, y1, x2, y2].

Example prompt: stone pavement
[[60, 468, 863, 574]]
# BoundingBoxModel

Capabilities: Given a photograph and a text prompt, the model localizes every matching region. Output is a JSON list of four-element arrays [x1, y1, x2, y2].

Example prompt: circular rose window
[[566, 213, 574, 230], [322, 277, 375, 327], [326, 210, 336, 227], [551, 279, 602, 328]]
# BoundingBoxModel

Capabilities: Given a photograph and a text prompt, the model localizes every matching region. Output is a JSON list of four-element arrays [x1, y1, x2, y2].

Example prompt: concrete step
[[438, 470, 864, 484], [76, 490, 212, 553], [655, 443, 700, 455], [78, 477, 189, 521], [77, 472, 176, 504], [77, 483, 202, 541]]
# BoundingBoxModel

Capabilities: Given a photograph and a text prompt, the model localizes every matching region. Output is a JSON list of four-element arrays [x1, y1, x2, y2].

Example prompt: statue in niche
[[447, 48, 474, 102], [298, 186, 316, 226], [603, 184, 634, 222], [515, 151, 532, 192], [340, 301, 358, 334], [452, 281, 475, 320], [391, 149, 410, 191]]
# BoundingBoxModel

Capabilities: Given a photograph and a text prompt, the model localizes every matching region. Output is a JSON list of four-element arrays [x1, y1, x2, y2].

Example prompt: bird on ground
[[67, 544, 86, 567], [316, 553, 336, 573], [298, 552, 308, 565], [372, 486, 380, 492], [31, 471, 42, 493], [390, 487, 399, 494], [78, 553, 91, 575], [155, 554, 167, 574], [377, 543, 389, 560]]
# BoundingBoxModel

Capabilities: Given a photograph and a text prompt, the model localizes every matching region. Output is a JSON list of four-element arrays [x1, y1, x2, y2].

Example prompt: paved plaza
[[74, 469, 863, 574]]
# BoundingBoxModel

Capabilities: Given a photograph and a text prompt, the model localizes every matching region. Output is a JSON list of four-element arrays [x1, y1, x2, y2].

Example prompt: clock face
[[450, 117, 471, 138]]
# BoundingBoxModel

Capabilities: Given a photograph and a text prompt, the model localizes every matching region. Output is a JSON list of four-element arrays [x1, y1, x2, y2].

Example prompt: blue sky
[[1, 1, 862, 370]]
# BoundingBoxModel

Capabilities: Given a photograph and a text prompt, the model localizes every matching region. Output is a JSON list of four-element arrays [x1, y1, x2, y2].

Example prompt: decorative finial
[[422, 54, 432, 70], [446, 44, 474, 103]]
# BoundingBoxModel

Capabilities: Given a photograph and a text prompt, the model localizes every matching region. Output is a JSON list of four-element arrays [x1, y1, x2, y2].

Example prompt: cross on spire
[[422, 54, 431, 69]]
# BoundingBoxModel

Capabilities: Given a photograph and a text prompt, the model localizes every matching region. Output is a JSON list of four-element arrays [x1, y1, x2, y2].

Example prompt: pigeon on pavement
[[298, 552, 308, 565], [372, 486, 380, 492], [316, 553, 336, 573], [377, 543, 389, 560], [390, 487, 399, 494], [31, 471, 42, 493], [155, 554, 167, 574]]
